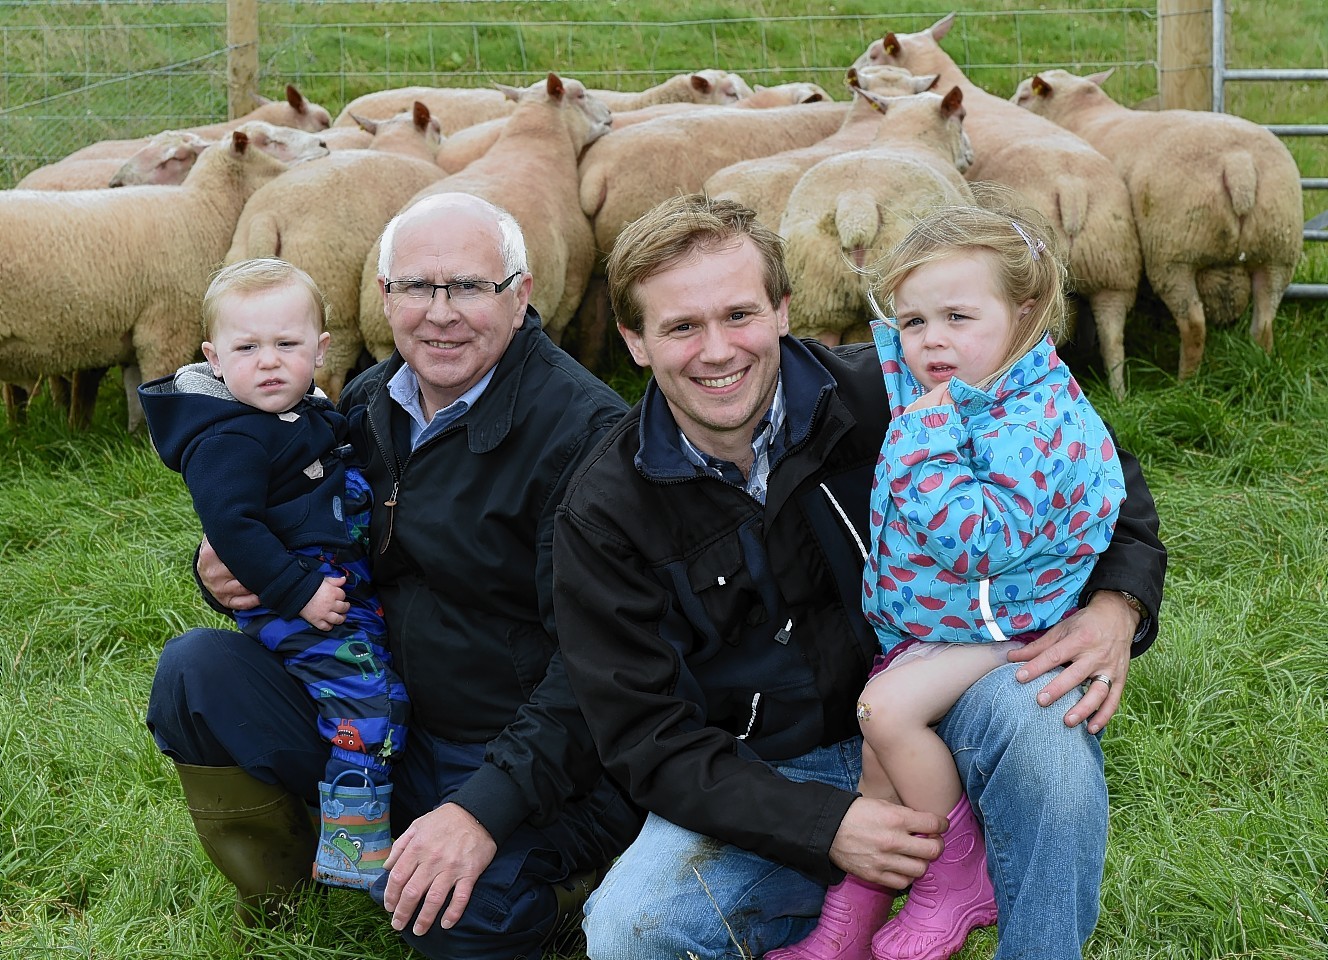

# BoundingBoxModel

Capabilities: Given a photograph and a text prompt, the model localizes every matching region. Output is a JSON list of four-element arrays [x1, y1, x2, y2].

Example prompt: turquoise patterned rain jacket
[[862, 321, 1125, 654]]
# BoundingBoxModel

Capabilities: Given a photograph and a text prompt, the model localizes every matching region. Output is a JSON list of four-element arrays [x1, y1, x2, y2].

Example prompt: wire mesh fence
[[0, 1, 1159, 188]]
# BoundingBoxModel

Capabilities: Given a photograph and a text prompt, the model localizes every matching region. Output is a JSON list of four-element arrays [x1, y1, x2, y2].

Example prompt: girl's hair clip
[[1011, 220, 1046, 261]]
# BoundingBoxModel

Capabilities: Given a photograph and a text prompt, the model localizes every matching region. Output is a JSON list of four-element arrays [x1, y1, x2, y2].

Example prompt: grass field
[[2, 2, 1327, 959]]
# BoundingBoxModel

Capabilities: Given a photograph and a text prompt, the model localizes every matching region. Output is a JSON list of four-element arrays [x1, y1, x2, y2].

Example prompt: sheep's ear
[[352, 113, 379, 134], [804, 91, 825, 103], [1032, 74, 1053, 98], [495, 82, 523, 102], [412, 101, 432, 130], [859, 87, 889, 115], [931, 13, 956, 40], [915, 73, 941, 93], [546, 72, 565, 100], [883, 33, 901, 57], [286, 84, 307, 111], [691, 73, 714, 95], [940, 85, 963, 117], [1087, 68, 1115, 87], [845, 67, 861, 90], [232, 129, 251, 154]]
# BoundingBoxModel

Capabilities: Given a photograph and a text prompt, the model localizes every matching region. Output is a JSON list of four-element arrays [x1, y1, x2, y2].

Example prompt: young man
[[554, 194, 1165, 959]]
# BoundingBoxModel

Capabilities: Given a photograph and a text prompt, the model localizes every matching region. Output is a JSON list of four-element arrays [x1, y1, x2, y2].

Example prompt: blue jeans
[[148, 628, 641, 960], [583, 663, 1106, 960]]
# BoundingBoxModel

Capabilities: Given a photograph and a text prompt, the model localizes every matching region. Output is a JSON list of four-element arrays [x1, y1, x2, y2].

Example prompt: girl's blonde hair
[[875, 199, 1068, 390], [202, 258, 327, 339]]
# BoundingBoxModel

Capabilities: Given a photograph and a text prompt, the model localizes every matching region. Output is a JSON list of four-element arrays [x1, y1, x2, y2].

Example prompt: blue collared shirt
[[387, 363, 497, 450], [679, 376, 787, 505]]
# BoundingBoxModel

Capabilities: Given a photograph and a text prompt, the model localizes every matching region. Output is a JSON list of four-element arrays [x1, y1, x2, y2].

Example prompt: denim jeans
[[583, 663, 1106, 960]]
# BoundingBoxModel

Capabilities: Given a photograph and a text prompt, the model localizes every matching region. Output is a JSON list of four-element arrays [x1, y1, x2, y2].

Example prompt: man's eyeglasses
[[385, 272, 522, 304]]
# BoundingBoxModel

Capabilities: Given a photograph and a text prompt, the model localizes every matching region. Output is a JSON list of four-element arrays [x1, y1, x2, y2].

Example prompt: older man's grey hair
[[377, 194, 529, 280]]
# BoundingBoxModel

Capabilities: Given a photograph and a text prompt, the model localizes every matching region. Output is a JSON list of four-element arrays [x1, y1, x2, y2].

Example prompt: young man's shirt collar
[[678, 376, 787, 505]]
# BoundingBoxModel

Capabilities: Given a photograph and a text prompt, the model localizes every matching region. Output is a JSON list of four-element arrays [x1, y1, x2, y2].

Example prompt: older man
[[553, 195, 1166, 959], [147, 193, 639, 959]]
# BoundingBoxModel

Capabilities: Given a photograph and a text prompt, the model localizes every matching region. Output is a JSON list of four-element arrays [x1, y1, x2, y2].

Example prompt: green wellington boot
[[174, 763, 318, 926]]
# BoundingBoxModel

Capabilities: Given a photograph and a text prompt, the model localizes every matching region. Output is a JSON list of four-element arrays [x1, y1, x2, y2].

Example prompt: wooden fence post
[[227, 0, 259, 119], [1157, 0, 1213, 111]]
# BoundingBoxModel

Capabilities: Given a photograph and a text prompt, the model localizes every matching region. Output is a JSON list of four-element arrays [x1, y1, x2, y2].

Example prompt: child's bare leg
[[858, 642, 1020, 816]]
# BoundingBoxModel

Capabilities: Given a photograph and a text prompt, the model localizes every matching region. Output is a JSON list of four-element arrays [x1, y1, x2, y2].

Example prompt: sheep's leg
[[47, 375, 72, 412], [121, 363, 145, 433], [69, 367, 108, 430], [1248, 263, 1289, 354], [3, 383, 30, 425], [1149, 263, 1206, 382], [1086, 287, 1133, 398]]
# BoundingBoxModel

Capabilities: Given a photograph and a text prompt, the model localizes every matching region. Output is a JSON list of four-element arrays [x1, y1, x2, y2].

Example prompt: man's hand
[[382, 802, 498, 936], [829, 797, 946, 888], [1007, 591, 1140, 733], [197, 537, 261, 611], [298, 576, 349, 630], [903, 384, 953, 414]]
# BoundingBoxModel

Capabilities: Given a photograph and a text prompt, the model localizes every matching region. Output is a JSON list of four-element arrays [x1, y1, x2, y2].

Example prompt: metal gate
[[1212, 0, 1328, 299]]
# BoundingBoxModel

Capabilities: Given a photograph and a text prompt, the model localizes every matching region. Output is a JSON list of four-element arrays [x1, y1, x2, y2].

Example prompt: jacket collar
[[634, 335, 838, 482], [371, 306, 545, 456]]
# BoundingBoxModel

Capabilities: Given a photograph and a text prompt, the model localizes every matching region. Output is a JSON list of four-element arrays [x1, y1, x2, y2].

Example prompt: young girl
[[771, 206, 1125, 960]]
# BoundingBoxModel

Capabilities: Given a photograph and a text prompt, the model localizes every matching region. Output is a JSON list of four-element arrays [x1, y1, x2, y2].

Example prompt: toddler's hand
[[299, 576, 348, 631], [903, 384, 953, 413]]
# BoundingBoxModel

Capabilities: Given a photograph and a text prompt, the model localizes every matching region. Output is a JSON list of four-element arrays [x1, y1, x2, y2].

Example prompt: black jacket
[[340, 311, 629, 846], [139, 367, 359, 620], [554, 335, 1165, 883]]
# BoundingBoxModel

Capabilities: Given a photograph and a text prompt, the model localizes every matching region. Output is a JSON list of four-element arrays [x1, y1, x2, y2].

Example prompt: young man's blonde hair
[[875, 202, 1068, 390], [607, 194, 791, 332], [201, 258, 328, 339]]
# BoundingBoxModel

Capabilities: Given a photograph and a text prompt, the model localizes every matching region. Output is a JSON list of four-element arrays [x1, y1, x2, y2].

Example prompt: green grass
[[2, 2, 1327, 958]]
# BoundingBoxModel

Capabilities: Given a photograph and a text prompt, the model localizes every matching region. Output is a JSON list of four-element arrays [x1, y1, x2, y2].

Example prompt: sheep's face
[[236, 121, 330, 165], [620, 237, 789, 462]]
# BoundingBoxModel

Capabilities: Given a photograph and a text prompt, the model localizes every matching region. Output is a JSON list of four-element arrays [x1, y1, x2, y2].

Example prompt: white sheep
[[780, 86, 975, 344], [334, 86, 517, 132], [578, 101, 848, 259], [0, 127, 315, 431], [856, 14, 1144, 397], [584, 70, 753, 111], [14, 131, 211, 191], [357, 72, 612, 358], [437, 80, 836, 174], [703, 68, 938, 231], [56, 85, 331, 164], [1012, 68, 1303, 379], [226, 103, 446, 399]]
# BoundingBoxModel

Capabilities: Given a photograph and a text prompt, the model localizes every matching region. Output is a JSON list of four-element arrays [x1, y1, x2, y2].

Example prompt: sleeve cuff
[[446, 760, 535, 849]]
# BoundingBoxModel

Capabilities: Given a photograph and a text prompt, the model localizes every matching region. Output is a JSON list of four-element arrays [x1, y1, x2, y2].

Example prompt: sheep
[[780, 86, 975, 345], [334, 86, 517, 132], [436, 80, 836, 174], [703, 68, 938, 231], [56, 85, 330, 164], [856, 14, 1144, 397], [0, 128, 312, 432], [584, 70, 753, 110], [578, 101, 848, 259], [357, 72, 612, 358], [14, 131, 211, 191], [225, 103, 446, 399], [1011, 68, 1303, 379]]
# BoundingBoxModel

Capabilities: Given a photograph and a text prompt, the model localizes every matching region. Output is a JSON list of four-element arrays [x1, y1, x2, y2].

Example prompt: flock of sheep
[[0, 13, 1304, 431]]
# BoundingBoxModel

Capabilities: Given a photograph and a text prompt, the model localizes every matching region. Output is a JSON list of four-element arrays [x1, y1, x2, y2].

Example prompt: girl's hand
[[903, 384, 953, 413]]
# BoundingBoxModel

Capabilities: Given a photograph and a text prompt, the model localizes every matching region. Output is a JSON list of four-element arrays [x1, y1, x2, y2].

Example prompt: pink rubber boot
[[869, 795, 998, 960], [765, 874, 896, 960]]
